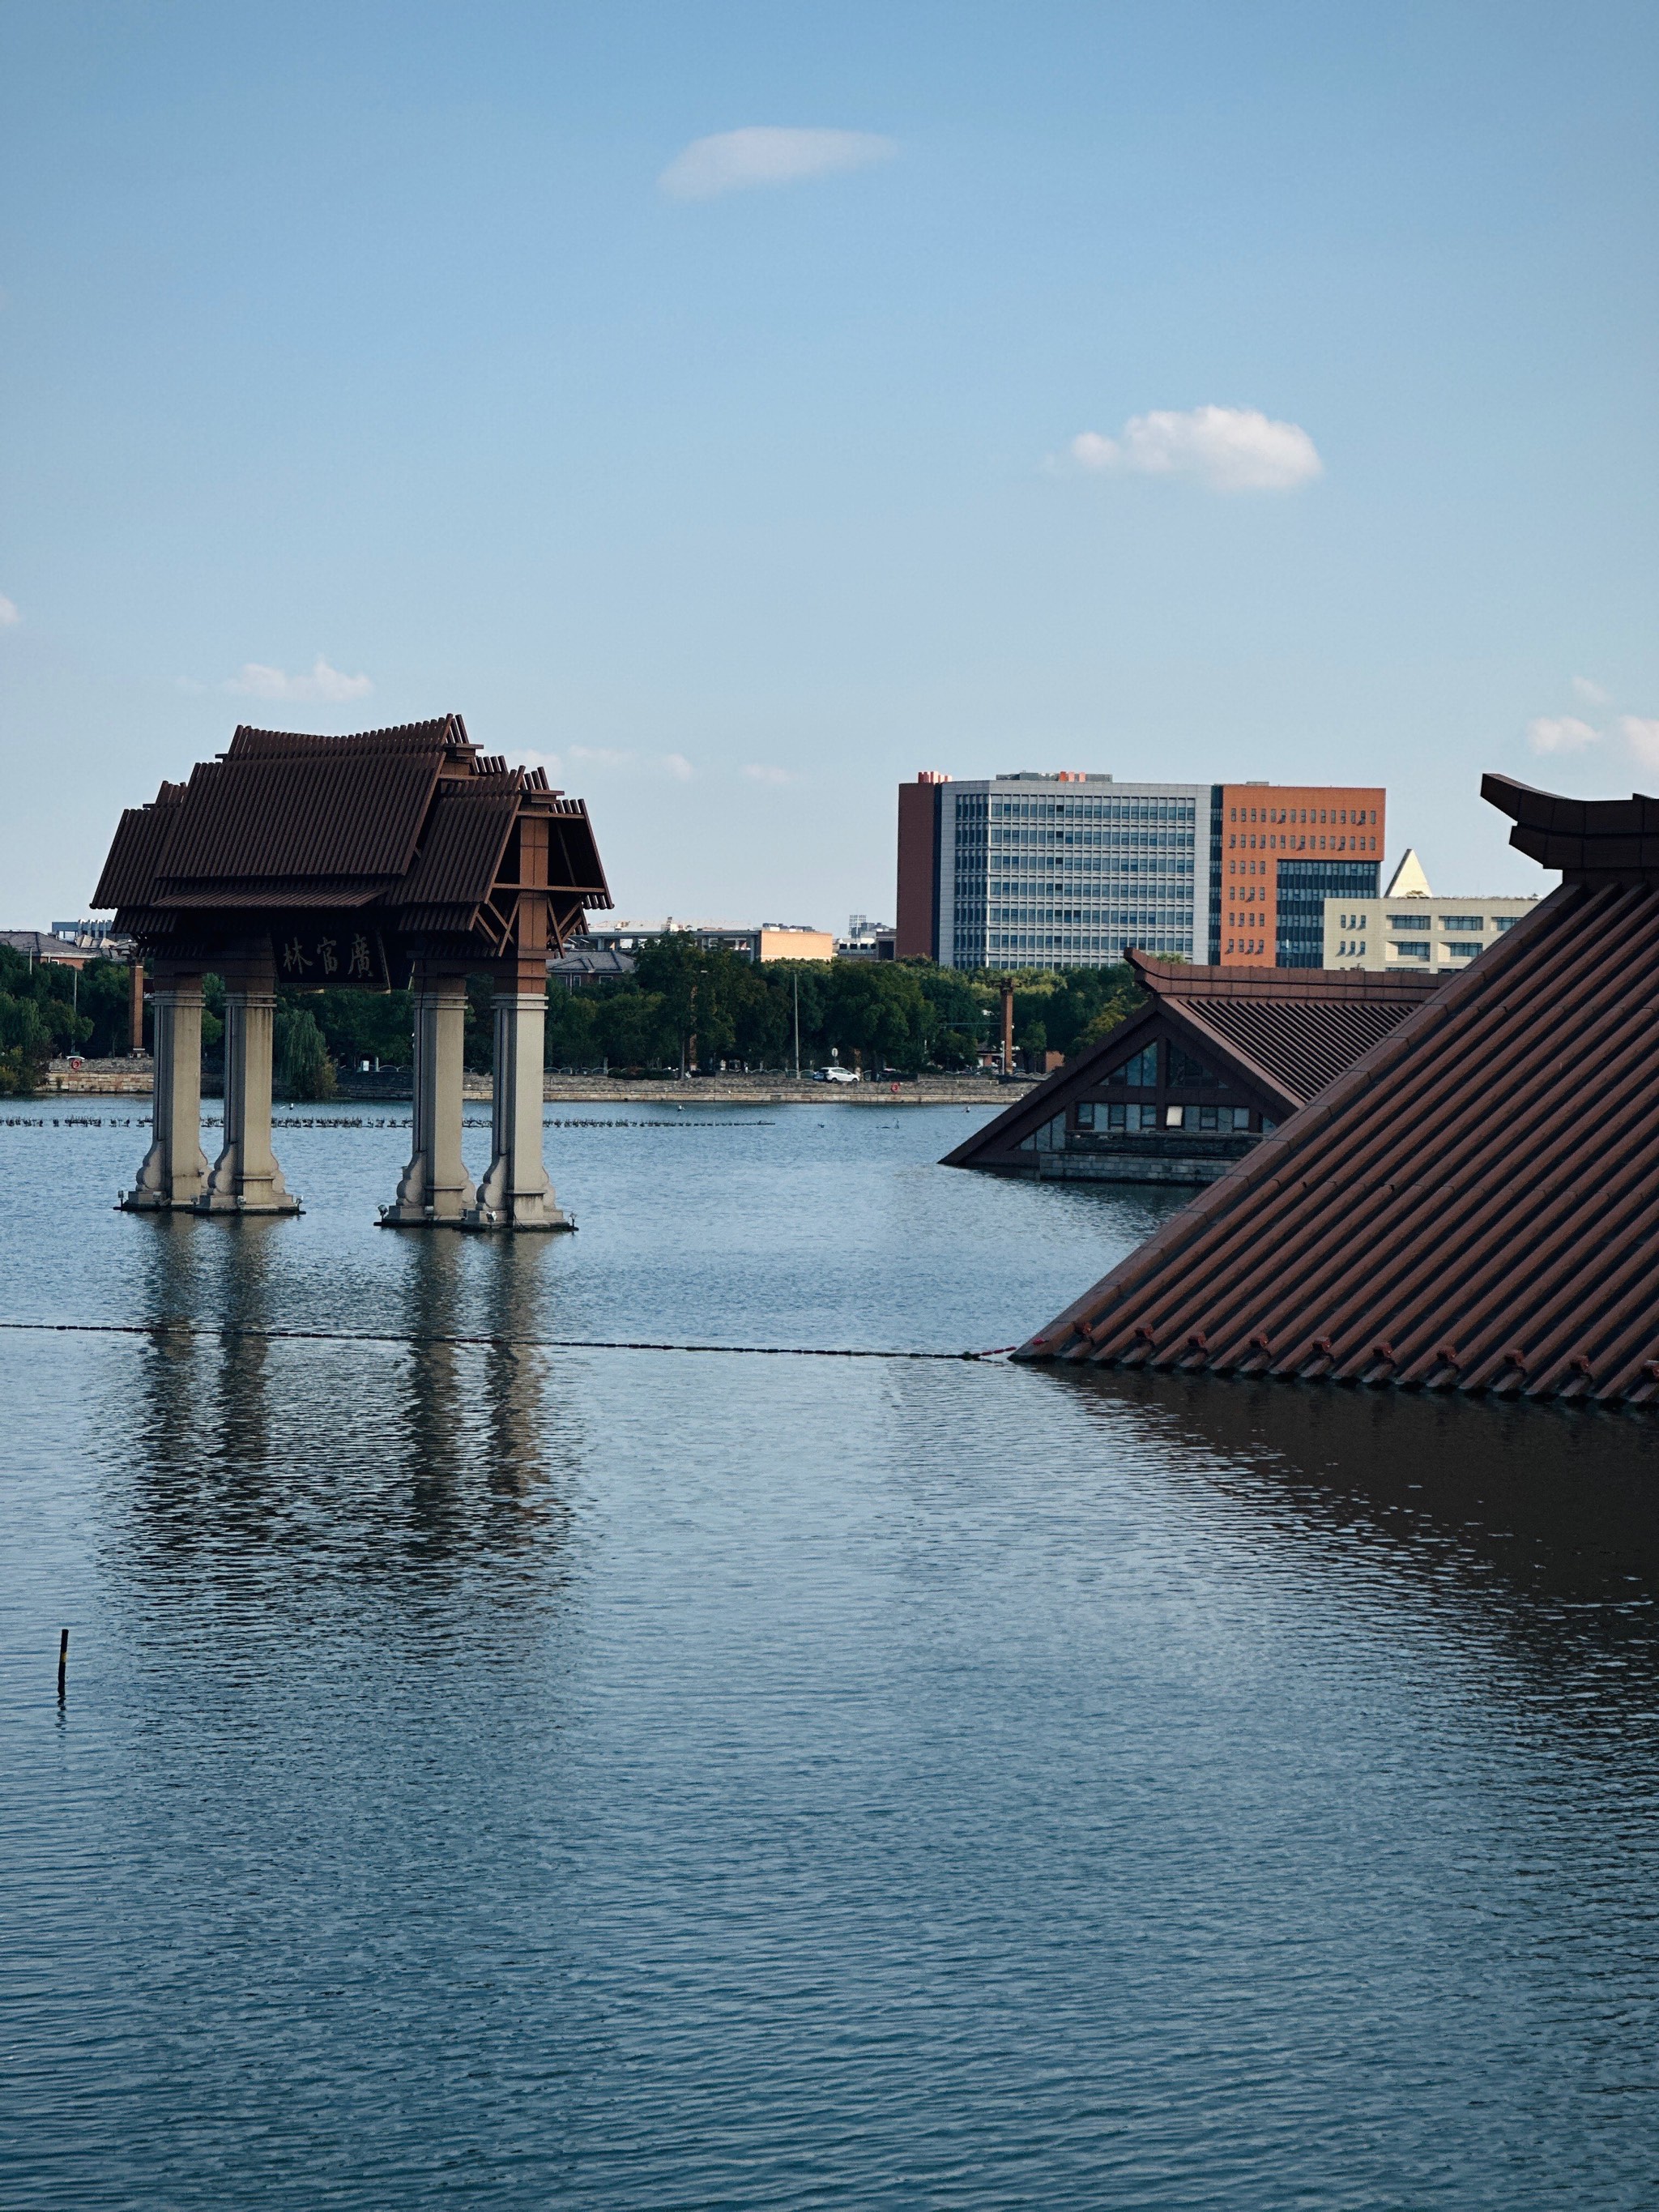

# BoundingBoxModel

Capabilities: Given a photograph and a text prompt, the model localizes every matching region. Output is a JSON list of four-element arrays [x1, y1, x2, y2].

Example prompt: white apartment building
[[1324, 849, 1537, 973]]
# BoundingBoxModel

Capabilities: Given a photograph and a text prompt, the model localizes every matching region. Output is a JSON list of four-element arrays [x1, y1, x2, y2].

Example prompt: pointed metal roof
[[1384, 848, 1433, 898]]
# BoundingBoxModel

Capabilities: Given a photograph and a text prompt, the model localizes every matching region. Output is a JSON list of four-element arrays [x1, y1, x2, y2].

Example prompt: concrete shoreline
[[37, 1057, 1029, 1109]]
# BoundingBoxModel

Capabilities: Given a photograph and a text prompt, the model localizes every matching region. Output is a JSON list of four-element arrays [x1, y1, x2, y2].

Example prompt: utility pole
[[793, 971, 800, 1078], [1001, 978, 1014, 1078]]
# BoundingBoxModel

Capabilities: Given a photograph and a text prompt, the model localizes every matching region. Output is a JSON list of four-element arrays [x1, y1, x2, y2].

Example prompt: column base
[[460, 1201, 574, 1233], [375, 1204, 498, 1231], [193, 1192, 303, 1216], [118, 1188, 183, 1213]]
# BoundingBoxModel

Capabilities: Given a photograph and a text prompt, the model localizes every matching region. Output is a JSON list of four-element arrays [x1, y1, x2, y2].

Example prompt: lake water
[[4, 1103, 1659, 2208]]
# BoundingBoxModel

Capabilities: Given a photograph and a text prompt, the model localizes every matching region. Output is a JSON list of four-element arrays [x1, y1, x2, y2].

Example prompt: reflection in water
[[20, 1111, 1659, 2211], [111, 1219, 583, 1599], [1059, 1365, 1659, 1733]]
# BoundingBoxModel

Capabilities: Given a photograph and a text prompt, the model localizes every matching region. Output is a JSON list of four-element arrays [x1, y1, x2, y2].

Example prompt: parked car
[[815, 1065, 859, 1084]]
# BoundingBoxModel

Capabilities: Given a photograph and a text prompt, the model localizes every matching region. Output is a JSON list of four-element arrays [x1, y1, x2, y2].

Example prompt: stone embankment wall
[[43, 1057, 1028, 1109], [42, 1057, 156, 1095]]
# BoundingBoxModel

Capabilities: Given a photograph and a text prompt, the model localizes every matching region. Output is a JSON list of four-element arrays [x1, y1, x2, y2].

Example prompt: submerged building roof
[[944, 952, 1441, 1179], [1017, 774, 1659, 1407]]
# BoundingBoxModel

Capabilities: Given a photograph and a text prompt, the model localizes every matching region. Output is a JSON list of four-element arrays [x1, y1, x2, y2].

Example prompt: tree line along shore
[[1, 935, 1147, 1099]]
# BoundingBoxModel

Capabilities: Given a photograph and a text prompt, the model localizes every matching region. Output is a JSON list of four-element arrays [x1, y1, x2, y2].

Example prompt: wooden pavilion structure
[[1018, 774, 1659, 1407], [92, 716, 609, 1228], [944, 951, 1443, 1185]]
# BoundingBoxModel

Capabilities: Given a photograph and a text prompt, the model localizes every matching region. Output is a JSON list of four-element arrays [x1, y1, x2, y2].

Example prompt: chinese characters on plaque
[[280, 929, 384, 987]]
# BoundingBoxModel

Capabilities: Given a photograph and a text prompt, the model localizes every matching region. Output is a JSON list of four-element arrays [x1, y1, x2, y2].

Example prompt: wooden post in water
[[57, 1629, 68, 1699]]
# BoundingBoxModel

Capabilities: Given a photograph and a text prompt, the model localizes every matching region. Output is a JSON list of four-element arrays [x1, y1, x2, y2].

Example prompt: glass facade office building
[[897, 772, 1386, 972], [898, 773, 1213, 971]]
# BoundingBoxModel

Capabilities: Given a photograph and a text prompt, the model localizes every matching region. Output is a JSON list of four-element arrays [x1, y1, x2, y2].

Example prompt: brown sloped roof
[[1180, 989, 1427, 1101], [224, 715, 470, 758], [155, 750, 442, 891], [943, 954, 1440, 1168], [390, 779, 521, 925], [1020, 774, 1659, 1406], [94, 720, 611, 947], [93, 724, 466, 911], [92, 782, 188, 911]]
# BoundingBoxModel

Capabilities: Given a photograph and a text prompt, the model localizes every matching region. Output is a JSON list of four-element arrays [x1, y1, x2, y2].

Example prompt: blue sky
[[2, 1, 1655, 928]]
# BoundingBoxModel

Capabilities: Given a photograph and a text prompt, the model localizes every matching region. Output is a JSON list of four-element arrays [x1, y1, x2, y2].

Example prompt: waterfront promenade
[[39, 1054, 1026, 1107]]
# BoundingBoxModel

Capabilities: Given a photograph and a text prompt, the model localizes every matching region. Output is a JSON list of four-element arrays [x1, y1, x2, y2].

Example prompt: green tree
[[544, 987, 599, 1068], [274, 1006, 335, 1100], [632, 937, 757, 1070], [0, 993, 56, 1094], [297, 987, 415, 1069], [595, 989, 676, 1070]]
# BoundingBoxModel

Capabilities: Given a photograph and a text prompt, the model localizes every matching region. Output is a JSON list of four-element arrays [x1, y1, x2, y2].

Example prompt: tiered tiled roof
[[92, 717, 609, 967]]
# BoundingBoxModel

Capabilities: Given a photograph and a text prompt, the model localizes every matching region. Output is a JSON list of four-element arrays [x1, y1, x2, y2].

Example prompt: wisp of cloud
[[1527, 715, 1600, 755], [660, 127, 896, 202], [225, 655, 373, 703], [1068, 406, 1323, 493]]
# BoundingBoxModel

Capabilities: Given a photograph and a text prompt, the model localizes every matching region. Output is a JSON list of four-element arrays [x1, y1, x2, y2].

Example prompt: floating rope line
[[0, 1318, 1019, 1363]]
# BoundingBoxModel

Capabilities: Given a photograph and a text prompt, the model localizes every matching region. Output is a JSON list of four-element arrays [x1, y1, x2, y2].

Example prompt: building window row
[[1077, 1101, 1256, 1134], [1232, 804, 1377, 826], [1232, 833, 1375, 854]]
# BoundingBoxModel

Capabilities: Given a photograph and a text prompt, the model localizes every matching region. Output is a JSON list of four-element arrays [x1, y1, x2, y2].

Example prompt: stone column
[[382, 974, 476, 1226], [198, 956, 299, 1215], [122, 974, 208, 1211], [470, 990, 568, 1231]]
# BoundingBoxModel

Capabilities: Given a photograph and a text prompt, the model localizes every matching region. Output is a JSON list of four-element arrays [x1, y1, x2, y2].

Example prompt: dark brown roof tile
[[1021, 788, 1659, 1404]]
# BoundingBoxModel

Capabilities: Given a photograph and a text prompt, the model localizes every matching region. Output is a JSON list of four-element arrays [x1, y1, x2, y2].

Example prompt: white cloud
[[743, 763, 795, 787], [1572, 675, 1610, 705], [507, 746, 562, 778], [1064, 406, 1324, 493], [569, 744, 635, 770], [1527, 715, 1601, 755], [1617, 715, 1659, 767], [659, 126, 896, 201], [0, 593, 19, 627], [661, 752, 695, 782], [225, 655, 373, 702]]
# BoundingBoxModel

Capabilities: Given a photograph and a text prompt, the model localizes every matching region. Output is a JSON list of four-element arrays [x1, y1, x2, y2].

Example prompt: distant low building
[[1323, 850, 1537, 973], [578, 920, 836, 963], [548, 942, 637, 988], [2, 925, 130, 969], [835, 913, 896, 959]]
